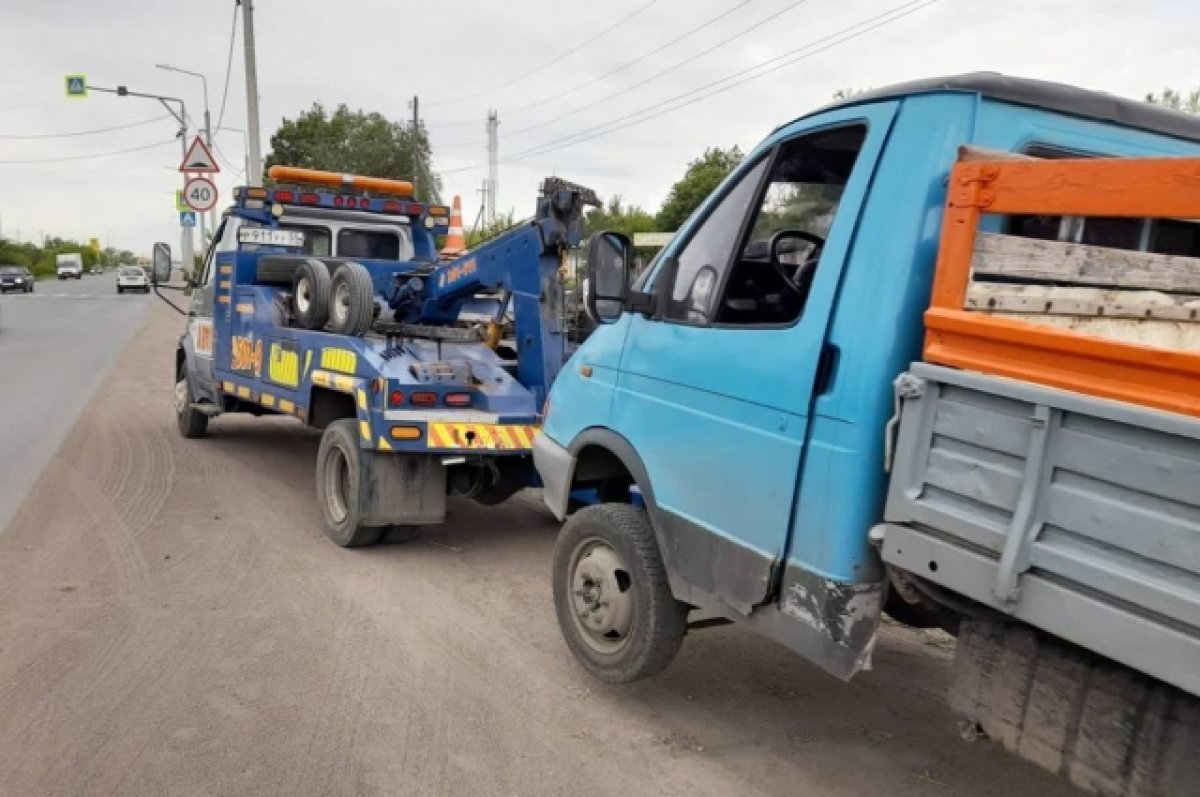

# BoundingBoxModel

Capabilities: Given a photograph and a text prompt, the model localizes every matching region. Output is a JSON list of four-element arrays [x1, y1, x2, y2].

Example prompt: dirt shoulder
[[0, 303, 1074, 796]]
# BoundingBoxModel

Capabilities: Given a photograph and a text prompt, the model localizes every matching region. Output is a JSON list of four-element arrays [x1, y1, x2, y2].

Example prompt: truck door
[[612, 103, 896, 613], [186, 218, 229, 399]]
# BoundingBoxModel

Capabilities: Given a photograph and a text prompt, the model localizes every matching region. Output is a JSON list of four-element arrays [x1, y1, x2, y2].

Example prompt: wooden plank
[[967, 284, 1200, 322], [972, 231, 1200, 293], [975, 314, 1200, 352], [958, 157, 1200, 217]]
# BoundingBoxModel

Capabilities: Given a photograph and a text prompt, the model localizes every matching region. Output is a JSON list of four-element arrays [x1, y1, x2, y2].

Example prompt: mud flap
[[360, 453, 446, 526], [949, 619, 1200, 797]]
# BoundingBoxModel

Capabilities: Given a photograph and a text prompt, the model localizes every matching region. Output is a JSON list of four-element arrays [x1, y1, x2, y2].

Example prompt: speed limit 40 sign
[[183, 176, 218, 212]]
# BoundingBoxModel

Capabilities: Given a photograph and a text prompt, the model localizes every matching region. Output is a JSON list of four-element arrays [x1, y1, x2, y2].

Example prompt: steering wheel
[[769, 229, 826, 298]]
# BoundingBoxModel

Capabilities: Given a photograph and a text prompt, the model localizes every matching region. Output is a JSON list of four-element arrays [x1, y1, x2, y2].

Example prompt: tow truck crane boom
[[387, 178, 598, 406]]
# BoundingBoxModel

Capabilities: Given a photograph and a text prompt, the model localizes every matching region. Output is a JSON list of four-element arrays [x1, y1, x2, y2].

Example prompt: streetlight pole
[[90, 83, 192, 273], [156, 63, 217, 238]]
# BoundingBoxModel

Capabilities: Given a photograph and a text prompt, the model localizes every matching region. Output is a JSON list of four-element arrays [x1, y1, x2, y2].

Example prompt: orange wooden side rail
[[924, 156, 1200, 419]]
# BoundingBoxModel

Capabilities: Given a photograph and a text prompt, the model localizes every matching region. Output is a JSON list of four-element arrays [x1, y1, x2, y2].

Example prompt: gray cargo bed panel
[[882, 362, 1200, 697]]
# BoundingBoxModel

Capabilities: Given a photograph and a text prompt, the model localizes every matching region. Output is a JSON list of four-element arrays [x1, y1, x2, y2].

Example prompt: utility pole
[[240, 0, 263, 185], [485, 110, 499, 226], [411, 95, 420, 198]]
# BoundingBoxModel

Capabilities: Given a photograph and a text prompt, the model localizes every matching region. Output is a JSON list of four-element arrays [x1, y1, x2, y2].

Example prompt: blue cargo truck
[[533, 74, 1200, 795]]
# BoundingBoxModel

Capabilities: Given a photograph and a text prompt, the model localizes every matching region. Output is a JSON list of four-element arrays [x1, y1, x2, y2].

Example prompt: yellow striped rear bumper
[[426, 422, 538, 451]]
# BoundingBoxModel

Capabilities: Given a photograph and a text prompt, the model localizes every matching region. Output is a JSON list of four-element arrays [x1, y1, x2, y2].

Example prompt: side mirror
[[151, 242, 172, 285], [585, 231, 632, 323]]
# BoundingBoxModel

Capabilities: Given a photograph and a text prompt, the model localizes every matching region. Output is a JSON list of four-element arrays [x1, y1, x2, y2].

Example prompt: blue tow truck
[[534, 74, 1200, 795], [155, 166, 595, 546]]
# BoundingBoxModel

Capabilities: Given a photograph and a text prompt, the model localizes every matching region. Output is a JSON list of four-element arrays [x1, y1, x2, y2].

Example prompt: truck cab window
[[719, 124, 866, 326], [338, 229, 399, 260], [666, 157, 770, 323]]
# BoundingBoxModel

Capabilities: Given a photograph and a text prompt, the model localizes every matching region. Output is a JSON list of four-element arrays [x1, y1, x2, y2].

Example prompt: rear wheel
[[328, 262, 375, 336], [552, 504, 688, 683], [291, 258, 331, 330], [175, 371, 209, 438], [316, 419, 383, 547]]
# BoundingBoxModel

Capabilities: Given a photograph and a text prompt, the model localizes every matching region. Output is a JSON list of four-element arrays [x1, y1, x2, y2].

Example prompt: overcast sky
[[1, 0, 1197, 254]]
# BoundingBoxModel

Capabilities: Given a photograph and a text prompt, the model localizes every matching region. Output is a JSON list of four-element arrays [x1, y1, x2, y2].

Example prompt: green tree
[[465, 210, 519, 248], [1145, 87, 1200, 113], [0, 237, 94, 278], [265, 103, 441, 201], [584, 196, 658, 240], [656, 146, 744, 231]]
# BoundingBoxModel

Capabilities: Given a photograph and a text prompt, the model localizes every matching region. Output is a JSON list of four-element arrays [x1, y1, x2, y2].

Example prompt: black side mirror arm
[[647, 255, 678, 320]]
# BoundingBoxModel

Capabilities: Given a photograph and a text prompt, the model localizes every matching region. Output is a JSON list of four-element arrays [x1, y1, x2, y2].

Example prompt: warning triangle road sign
[[179, 135, 220, 173]]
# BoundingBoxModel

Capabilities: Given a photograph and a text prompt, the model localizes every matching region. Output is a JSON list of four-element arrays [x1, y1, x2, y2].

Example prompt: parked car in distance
[[0, 266, 34, 293], [116, 266, 149, 294]]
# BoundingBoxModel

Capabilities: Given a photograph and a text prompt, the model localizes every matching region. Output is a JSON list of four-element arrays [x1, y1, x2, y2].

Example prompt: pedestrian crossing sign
[[180, 211, 197, 228], [65, 75, 87, 98]]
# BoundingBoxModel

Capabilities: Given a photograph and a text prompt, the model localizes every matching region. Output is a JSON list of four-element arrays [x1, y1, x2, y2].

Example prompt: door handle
[[814, 344, 840, 396]]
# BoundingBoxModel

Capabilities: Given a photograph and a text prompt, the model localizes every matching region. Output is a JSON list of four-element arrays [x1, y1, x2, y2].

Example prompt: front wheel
[[175, 370, 209, 438], [315, 419, 383, 547], [552, 504, 688, 684]]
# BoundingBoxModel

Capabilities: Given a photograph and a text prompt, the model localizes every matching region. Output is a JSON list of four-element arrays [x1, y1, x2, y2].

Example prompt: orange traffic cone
[[440, 195, 466, 258]]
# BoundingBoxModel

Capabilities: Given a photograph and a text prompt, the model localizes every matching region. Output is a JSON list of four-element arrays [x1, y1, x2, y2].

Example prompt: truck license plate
[[238, 228, 305, 247]]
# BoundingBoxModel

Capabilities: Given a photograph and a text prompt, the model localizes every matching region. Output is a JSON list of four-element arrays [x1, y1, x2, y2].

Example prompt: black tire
[[175, 370, 209, 439], [315, 419, 383, 547], [291, 258, 331, 330], [117, 287, 123, 294], [328, 262, 375, 336], [552, 503, 688, 684]]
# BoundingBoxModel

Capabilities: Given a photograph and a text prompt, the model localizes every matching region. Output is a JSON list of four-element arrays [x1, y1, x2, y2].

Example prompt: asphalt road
[[0, 273, 153, 530], [0, 302, 1077, 796]]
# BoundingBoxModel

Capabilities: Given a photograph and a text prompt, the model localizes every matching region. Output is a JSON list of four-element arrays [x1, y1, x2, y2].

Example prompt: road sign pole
[[179, 122, 193, 277]]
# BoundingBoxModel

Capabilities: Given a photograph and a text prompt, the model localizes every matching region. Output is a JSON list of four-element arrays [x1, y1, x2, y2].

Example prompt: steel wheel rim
[[332, 281, 350, 326], [296, 276, 312, 313], [325, 445, 351, 524], [567, 536, 635, 655], [174, 378, 188, 415]]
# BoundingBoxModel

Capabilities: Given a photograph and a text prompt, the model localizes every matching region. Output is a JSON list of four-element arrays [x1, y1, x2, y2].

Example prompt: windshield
[[119, 267, 143, 276], [0, 267, 22, 275]]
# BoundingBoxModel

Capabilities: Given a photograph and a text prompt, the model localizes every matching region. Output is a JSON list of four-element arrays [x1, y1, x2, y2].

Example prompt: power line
[[499, 0, 811, 141], [436, 0, 760, 149], [0, 114, 172, 140], [441, 0, 935, 174], [214, 3, 240, 132], [0, 139, 178, 165], [504, 0, 755, 119], [425, 0, 664, 107]]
